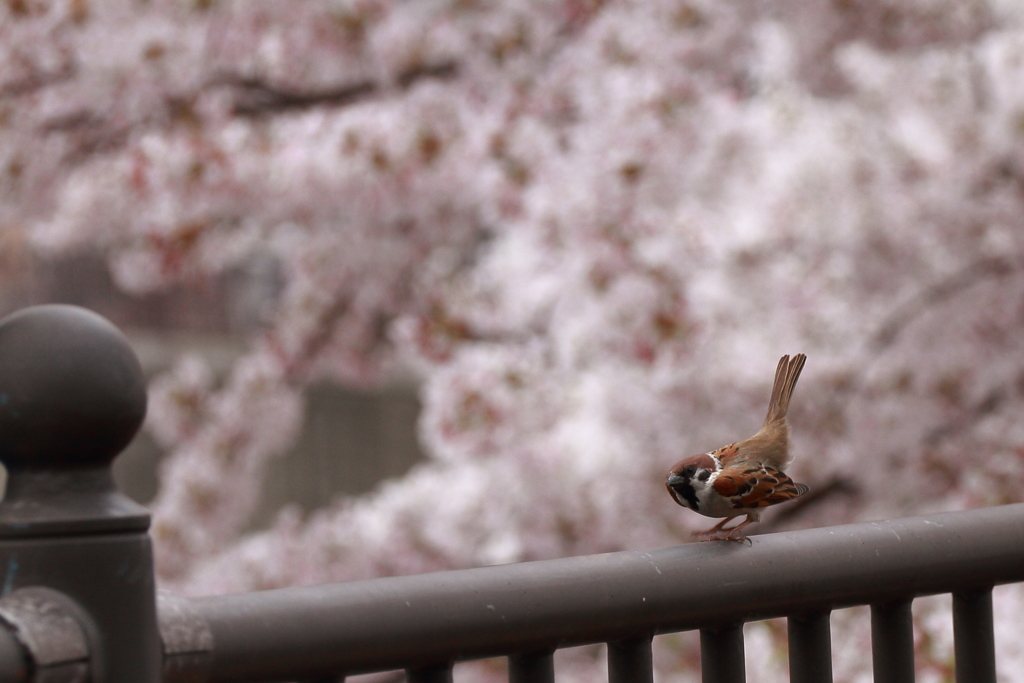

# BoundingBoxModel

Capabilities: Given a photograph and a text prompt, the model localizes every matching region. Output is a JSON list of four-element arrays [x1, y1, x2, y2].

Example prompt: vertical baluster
[[608, 636, 653, 683], [953, 590, 997, 683], [871, 600, 915, 683], [788, 612, 832, 683], [700, 624, 745, 683], [407, 664, 453, 683], [509, 650, 555, 683]]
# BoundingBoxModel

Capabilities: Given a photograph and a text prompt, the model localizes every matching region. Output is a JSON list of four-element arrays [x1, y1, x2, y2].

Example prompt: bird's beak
[[667, 473, 686, 487]]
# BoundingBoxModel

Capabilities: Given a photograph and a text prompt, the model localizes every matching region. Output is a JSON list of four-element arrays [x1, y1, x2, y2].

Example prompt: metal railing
[[0, 304, 1012, 683], [168, 505, 1013, 683]]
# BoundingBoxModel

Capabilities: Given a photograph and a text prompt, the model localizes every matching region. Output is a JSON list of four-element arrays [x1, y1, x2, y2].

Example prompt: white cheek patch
[[706, 455, 723, 483], [695, 455, 732, 517], [691, 473, 718, 500], [691, 456, 723, 493]]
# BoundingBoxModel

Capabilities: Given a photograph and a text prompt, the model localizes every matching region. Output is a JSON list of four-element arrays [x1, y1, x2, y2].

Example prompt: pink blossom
[[5, 0, 1024, 680]]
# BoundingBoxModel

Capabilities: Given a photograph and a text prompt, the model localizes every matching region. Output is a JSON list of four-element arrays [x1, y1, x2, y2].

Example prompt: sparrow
[[666, 354, 809, 542]]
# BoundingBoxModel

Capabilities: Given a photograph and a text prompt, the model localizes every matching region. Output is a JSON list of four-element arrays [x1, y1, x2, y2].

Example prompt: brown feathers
[[712, 465, 808, 509], [729, 352, 806, 470], [764, 353, 806, 427], [665, 353, 810, 542]]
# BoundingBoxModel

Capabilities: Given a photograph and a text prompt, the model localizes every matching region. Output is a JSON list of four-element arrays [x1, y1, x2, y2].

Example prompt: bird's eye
[[683, 465, 696, 478]]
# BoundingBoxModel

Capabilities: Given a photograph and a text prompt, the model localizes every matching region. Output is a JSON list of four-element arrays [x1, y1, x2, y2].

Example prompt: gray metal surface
[[871, 600, 915, 683], [787, 612, 832, 683], [608, 637, 653, 683], [700, 625, 744, 683], [172, 503, 1024, 681], [953, 591, 996, 683], [158, 592, 214, 683], [0, 305, 161, 683], [0, 588, 89, 683], [0, 305, 147, 477], [0, 627, 27, 683], [508, 650, 553, 683], [406, 665, 452, 683]]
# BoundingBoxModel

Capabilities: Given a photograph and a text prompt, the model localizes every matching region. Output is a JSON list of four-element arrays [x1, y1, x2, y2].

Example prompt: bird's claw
[[691, 529, 726, 541], [694, 530, 751, 545]]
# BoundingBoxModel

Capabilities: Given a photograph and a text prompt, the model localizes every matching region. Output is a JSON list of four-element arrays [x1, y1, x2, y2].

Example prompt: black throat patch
[[670, 478, 699, 511]]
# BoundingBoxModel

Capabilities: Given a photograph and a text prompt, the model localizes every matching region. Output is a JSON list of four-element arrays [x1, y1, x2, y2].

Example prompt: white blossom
[[4, 0, 1024, 680]]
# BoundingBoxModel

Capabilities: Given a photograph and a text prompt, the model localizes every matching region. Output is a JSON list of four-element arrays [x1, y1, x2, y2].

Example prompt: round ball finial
[[0, 305, 147, 471]]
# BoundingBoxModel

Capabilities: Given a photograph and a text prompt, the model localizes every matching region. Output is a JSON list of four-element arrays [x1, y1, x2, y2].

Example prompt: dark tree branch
[[872, 256, 1020, 351], [25, 57, 462, 171], [394, 60, 459, 88], [227, 76, 377, 117], [219, 59, 460, 117], [38, 111, 133, 166], [0, 61, 75, 100], [923, 386, 1007, 448]]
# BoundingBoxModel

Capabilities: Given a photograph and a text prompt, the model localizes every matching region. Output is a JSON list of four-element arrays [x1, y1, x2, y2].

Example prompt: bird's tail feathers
[[764, 353, 806, 426]]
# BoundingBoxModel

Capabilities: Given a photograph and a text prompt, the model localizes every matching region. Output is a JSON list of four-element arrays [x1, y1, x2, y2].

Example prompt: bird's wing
[[712, 465, 808, 510], [710, 443, 742, 465]]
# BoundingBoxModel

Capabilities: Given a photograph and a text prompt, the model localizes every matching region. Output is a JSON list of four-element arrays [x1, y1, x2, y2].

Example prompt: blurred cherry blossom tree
[[7, 0, 1024, 680]]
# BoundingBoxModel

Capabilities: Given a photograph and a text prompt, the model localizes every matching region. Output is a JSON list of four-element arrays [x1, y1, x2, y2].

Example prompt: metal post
[[0, 628, 25, 683], [700, 624, 745, 683], [953, 590, 996, 683], [787, 612, 832, 683], [871, 600, 915, 683], [608, 637, 653, 683], [509, 650, 554, 683], [0, 305, 160, 683], [406, 664, 453, 683]]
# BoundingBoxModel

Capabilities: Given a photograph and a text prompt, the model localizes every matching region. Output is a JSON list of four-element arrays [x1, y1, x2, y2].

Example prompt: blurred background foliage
[[5, 0, 1024, 680]]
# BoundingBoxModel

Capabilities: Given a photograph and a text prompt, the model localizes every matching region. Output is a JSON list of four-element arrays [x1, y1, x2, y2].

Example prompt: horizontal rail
[[173, 503, 1024, 682]]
